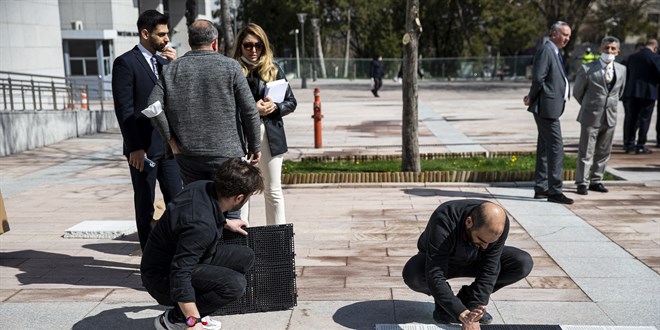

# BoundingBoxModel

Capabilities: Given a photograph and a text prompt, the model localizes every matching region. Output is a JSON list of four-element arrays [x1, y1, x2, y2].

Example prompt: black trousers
[[623, 97, 656, 149], [174, 155, 240, 219], [402, 246, 533, 303], [128, 156, 182, 250], [373, 78, 383, 93], [143, 244, 255, 317]]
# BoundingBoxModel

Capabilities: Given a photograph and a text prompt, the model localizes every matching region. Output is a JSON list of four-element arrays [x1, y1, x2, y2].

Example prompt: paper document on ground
[[265, 79, 288, 103]]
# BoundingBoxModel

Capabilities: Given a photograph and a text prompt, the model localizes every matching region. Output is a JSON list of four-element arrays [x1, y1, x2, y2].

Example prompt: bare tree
[[401, 0, 422, 172], [220, 0, 234, 55], [532, 0, 593, 62]]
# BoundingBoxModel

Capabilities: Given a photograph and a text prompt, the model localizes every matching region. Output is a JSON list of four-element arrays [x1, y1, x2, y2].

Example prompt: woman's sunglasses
[[242, 42, 264, 51]]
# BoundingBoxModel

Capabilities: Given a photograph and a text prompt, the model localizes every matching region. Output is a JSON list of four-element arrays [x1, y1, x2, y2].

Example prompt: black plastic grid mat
[[212, 223, 297, 315]]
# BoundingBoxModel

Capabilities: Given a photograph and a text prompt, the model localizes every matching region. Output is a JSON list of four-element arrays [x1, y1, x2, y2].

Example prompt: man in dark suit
[[573, 36, 626, 195], [523, 21, 574, 205], [622, 39, 660, 154], [112, 10, 182, 251]]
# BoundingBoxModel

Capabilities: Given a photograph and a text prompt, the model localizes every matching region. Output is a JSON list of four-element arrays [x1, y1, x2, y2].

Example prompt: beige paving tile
[[345, 276, 407, 288], [6, 288, 112, 302], [301, 266, 389, 277], [296, 276, 345, 288], [297, 287, 392, 300], [526, 276, 579, 289]]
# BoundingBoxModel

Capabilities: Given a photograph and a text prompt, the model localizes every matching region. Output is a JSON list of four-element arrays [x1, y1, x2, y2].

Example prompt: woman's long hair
[[231, 23, 278, 82]]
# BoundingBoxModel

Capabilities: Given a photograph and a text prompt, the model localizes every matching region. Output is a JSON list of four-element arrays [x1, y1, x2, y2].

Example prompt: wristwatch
[[185, 316, 203, 327]]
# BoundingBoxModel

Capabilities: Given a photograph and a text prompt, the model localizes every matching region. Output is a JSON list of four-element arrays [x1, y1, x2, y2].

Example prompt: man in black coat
[[622, 39, 660, 154], [112, 10, 182, 251], [402, 200, 533, 329]]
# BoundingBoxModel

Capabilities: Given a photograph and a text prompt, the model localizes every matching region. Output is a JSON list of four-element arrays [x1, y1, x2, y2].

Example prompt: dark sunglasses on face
[[242, 42, 264, 51]]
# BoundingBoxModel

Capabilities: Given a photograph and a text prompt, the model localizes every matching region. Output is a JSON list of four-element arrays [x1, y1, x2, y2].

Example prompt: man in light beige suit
[[573, 36, 626, 195]]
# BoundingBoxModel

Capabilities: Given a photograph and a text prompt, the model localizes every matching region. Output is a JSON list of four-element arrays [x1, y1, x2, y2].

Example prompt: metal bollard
[[312, 88, 323, 148]]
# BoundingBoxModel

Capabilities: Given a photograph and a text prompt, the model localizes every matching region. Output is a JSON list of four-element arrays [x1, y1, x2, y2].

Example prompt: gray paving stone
[[558, 258, 660, 279], [540, 242, 634, 259], [0, 302, 99, 329], [291, 300, 385, 330], [495, 301, 614, 325], [572, 277, 660, 302], [71, 302, 163, 330], [597, 302, 660, 328], [419, 102, 487, 153], [509, 215, 592, 228], [524, 226, 610, 242]]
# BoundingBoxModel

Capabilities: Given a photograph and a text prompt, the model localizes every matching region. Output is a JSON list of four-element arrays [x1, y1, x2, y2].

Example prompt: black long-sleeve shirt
[[418, 199, 509, 317], [141, 180, 225, 303]]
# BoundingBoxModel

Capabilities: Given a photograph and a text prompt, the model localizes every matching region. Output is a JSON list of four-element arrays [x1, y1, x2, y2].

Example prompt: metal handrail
[[0, 71, 111, 111]]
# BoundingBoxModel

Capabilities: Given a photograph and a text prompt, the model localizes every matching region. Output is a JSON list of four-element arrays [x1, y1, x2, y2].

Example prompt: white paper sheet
[[264, 79, 289, 103]]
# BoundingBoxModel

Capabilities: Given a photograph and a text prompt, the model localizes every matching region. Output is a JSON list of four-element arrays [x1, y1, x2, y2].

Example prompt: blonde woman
[[231, 23, 297, 225]]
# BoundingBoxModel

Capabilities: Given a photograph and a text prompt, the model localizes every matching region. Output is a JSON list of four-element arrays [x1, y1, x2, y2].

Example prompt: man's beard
[[149, 38, 166, 52]]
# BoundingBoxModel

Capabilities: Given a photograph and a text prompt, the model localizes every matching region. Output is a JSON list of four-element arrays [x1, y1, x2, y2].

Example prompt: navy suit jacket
[[623, 48, 660, 101], [112, 45, 168, 157]]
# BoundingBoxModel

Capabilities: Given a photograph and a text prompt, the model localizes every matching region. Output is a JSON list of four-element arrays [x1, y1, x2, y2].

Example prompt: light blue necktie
[[150, 56, 159, 79]]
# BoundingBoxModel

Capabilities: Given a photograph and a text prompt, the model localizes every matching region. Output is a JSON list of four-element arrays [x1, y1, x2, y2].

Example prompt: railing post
[[21, 84, 26, 110], [37, 85, 43, 110], [8, 77, 14, 110], [51, 79, 57, 110], [98, 75, 104, 111], [30, 78, 36, 110], [2, 82, 6, 110]]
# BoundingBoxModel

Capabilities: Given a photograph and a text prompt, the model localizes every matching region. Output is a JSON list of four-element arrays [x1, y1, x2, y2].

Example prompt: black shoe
[[433, 306, 458, 324], [371, 89, 377, 97], [576, 185, 588, 195], [548, 193, 574, 204], [624, 146, 635, 153], [588, 183, 608, 193], [479, 312, 493, 324], [533, 191, 549, 199], [635, 147, 652, 154]]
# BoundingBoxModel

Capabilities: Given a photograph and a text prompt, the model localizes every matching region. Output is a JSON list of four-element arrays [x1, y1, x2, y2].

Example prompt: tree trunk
[[401, 0, 421, 172], [220, 0, 234, 56], [315, 25, 327, 78], [185, 0, 197, 26], [343, 8, 351, 78]]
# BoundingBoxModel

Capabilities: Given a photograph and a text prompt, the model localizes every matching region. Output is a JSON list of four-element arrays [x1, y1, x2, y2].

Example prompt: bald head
[[188, 19, 218, 49], [470, 202, 506, 237]]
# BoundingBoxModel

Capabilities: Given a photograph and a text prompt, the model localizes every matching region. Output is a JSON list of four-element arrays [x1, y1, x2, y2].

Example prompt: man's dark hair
[[213, 158, 264, 198], [189, 20, 219, 47], [137, 9, 169, 33]]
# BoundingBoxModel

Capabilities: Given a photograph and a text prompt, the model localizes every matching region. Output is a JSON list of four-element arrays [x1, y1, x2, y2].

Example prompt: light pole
[[310, 18, 319, 81], [297, 13, 307, 89], [289, 29, 301, 79]]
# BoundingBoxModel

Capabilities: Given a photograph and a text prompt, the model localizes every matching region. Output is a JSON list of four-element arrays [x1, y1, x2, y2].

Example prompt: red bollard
[[312, 88, 323, 148]]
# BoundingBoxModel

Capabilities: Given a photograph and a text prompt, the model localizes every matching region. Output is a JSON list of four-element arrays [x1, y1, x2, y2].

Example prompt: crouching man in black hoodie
[[402, 200, 533, 330], [141, 158, 264, 330]]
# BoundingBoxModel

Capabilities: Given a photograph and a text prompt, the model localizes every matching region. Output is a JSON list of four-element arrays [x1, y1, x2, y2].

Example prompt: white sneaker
[[201, 316, 222, 330], [154, 309, 186, 330]]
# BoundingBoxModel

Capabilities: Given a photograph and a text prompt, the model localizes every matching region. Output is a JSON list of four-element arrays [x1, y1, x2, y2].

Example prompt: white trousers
[[258, 123, 286, 225]]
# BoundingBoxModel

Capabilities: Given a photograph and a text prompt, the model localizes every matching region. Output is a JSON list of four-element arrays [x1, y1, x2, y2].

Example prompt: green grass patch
[[282, 155, 618, 181], [283, 155, 569, 173]]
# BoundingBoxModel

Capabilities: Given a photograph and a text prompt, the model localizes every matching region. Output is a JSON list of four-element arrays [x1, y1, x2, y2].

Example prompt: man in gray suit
[[524, 21, 574, 204], [573, 36, 626, 195]]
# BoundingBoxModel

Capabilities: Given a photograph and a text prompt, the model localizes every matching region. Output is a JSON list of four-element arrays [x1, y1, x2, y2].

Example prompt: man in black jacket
[[402, 200, 533, 329], [141, 158, 263, 330], [622, 39, 660, 154]]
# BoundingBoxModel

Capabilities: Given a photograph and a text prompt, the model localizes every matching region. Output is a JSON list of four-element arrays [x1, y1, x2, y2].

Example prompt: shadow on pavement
[[0, 250, 142, 287], [72, 305, 163, 330], [402, 188, 535, 202], [333, 300, 436, 329]]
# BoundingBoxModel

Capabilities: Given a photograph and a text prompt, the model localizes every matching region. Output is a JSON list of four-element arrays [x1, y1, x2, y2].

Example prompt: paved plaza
[[1, 79, 659, 329]]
